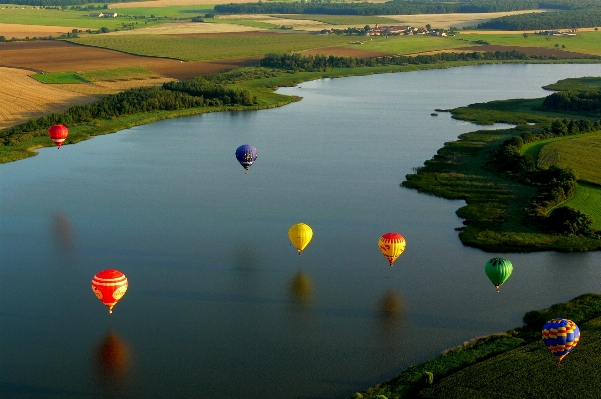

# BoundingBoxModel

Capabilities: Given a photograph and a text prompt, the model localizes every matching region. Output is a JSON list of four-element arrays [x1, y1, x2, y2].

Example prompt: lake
[[2, 63, 601, 399]]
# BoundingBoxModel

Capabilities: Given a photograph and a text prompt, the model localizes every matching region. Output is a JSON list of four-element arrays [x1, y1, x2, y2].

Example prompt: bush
[[547, 206, 593, 235], [422, 371, 434, 385]]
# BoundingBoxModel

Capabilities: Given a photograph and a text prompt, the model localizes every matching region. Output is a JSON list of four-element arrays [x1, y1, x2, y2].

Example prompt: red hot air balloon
[[48, 124, 68, 149], [92, 270, 128, 314]]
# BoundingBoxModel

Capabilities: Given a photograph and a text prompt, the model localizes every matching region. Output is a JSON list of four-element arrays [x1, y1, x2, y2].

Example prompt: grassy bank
[[353, 293, 601, 399], [402, 83, 601, 252]]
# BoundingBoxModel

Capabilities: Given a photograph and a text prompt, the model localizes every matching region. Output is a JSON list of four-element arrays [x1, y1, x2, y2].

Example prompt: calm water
[[2, 64, 601, 399]]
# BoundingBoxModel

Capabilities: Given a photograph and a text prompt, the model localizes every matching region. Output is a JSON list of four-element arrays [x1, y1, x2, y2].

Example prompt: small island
[[402, 76, 601, 253]]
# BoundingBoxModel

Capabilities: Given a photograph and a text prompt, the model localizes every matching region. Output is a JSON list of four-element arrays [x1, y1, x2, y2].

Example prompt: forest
[[541, 90, 601, 112], [477, 9, 601, 30], [214, 0, 594, 17]]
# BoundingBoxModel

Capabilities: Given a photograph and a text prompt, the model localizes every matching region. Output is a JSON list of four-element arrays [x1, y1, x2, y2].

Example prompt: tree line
[[477, 9, 601, 30], [542, 90, 601, 113], [0, 77, 257, 147], [214, 1, 543, 17], [493, 118, 601, 235], [258, 50, 584, 72]]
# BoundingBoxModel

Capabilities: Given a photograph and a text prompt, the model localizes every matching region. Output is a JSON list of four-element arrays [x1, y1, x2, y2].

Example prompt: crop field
[[562, 183, 601, 230], [32, 66, 162, 84], [272, 14, 402, 26], [536, 133, 601, 185], [0, 67, 92, 130], [67, 31, 367, 61], [456, 31, 601, 56], [419, 316, 601, 399]]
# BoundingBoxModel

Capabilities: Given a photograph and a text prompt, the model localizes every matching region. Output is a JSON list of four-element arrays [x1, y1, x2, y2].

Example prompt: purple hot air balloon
[[235, 144, 258, 174]]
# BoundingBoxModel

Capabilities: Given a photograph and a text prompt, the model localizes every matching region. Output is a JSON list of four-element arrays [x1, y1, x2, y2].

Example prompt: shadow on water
[[51, 211, 75, 253]]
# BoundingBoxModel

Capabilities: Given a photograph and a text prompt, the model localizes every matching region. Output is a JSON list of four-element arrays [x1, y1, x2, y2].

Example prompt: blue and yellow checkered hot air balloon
[[542, 318, 580, 365]]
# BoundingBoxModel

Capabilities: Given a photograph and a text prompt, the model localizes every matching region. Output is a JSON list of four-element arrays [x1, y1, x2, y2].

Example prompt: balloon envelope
[[235, 144, 258, 173], [288, 223, 313, 255], [378, 232, 406, 266], [48, 124, 68, 148], [484, 257, 513, 292], [92, 269, 128, 314], [542, 318, 580, 365]]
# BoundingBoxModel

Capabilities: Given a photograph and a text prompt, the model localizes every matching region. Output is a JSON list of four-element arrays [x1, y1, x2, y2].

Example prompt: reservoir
[[2, 63, 601, 399]]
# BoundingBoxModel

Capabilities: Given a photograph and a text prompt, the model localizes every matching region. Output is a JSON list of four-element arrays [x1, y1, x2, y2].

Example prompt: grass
[[543, 76, 601, 91], [31, 72, 90, 84], [273, 14, 402, 25], [356, 294, 601, 399], [563, 183, 601, 231], [535, 133, 601, 184], [67, 33, 362, 61], [31, 66, 161, 84], [457, 31, 601, 56], [346, 34, 470, 55], [402, 79, 601, 252]]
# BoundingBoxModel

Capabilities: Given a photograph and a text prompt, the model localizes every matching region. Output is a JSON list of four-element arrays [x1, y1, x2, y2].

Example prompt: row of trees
[[214, 1, 544, 17], [542, 90, 601, 113], [0, 78, 258, 147], [477, 9, 601, 30], [258, 50, 581, 72], [493, 118, 601, 235]]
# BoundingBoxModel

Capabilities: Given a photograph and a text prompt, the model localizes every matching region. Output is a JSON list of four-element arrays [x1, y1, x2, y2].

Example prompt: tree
[[100, 27, 109, 33], [523, 32, 529, 38], [0, 36, 6, 42], [547, 206, 593, 235]]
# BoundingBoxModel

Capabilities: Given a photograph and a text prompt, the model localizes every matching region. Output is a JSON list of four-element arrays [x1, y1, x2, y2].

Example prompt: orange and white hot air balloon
[[378, 232, 406, 267], [48, 124, 68, 149], [92, 270, 128, 314]]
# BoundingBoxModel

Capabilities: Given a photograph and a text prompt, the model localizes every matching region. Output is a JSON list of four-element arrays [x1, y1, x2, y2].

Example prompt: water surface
[[2, 64, 601, 399]]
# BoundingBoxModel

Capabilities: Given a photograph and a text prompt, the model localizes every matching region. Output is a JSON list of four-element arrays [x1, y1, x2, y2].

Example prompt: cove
[[1, 63, 601, 399]]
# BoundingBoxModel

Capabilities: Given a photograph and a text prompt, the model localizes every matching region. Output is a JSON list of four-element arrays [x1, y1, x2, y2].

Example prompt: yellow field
[[0, 67, 94, 130], [0, 22, 92, 39]]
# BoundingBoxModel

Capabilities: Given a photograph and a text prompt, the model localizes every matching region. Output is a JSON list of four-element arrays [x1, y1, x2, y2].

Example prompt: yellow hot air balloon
[[288, 223, 313, 255], [378, 232, 406, 267]]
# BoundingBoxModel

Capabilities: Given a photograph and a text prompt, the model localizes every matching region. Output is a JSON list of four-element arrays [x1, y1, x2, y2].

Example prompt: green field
[[354, 34, 469, 54], [357, 294, 601, 399], [536, 133, 601, 184], [31, 72, 90, 83], [275, 14, 402, 25], [68, 33, 370, 61], [31, 66, 162, 83], [457, 31, 601, 56], [562, 183, 601, 230], [543, 76, 601, 91]]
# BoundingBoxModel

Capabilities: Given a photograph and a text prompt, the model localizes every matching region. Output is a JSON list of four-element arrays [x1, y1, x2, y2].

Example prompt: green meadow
[[68, 33, 363, 61], [357, 294, 601, 399], [31, 66, 161, 83], [457, 31, 601, 56], [563, 183, 601, 231], [535, 133, 601, 185]]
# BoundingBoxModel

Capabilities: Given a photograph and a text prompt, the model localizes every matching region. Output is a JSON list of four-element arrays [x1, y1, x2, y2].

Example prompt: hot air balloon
[[378, 232, 406, 267], [235, 144, 258, 174], [48, 124, 68, 149], [288, 223, 313, 255], [542, 318, 580, 365], [484, 257, 513, 293], [92, 270, 128, 314]]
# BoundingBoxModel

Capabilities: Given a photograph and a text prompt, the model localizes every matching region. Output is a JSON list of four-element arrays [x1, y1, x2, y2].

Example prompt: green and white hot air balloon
[[484, 257, 513, 293]]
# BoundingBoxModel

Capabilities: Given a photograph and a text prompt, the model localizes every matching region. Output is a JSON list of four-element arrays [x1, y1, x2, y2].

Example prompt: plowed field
[[0, 40, 260, 79]]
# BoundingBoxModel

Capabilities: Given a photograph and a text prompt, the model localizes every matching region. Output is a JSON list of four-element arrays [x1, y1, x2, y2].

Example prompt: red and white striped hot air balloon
[[48, 124, 68, 148], [92, 270, 128, 314]]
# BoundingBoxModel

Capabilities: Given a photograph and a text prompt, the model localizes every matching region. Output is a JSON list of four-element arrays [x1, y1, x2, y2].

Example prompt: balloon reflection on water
[[95, 330, 130, 379], [51, 212, 75, 252], [378, 289, 404, 318], [289, 270, 313, 304]]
